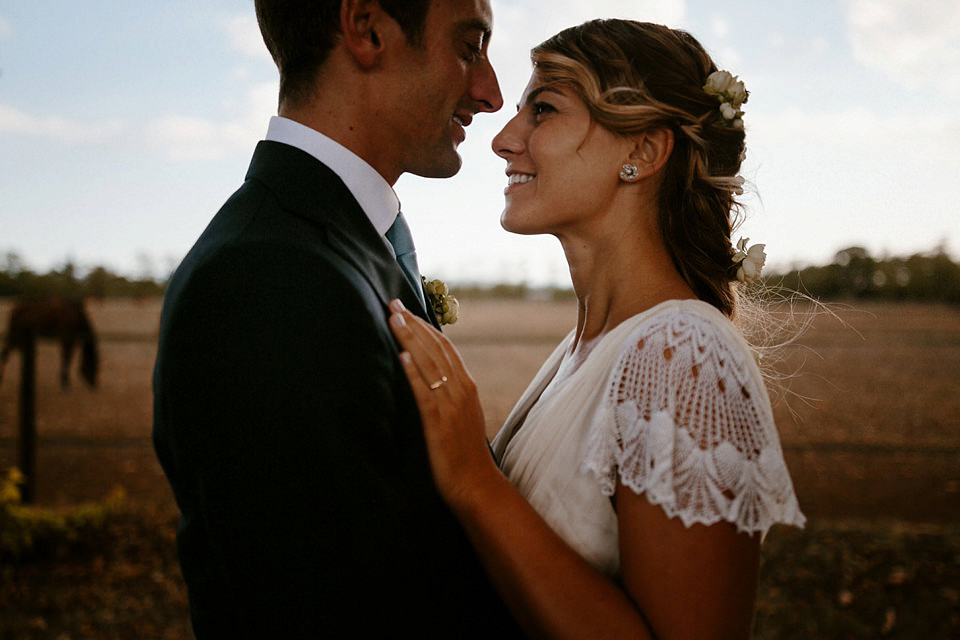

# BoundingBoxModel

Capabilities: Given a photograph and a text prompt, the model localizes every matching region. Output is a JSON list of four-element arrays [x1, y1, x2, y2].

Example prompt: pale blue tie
[[385, 211, 426, 309]]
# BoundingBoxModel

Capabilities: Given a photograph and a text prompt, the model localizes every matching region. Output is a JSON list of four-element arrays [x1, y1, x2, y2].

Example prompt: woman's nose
[[492, 113, 524, 159]]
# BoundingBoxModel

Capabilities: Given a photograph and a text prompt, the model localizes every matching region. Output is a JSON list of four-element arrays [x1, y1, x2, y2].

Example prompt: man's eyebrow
[[457, 18, 492, 44]]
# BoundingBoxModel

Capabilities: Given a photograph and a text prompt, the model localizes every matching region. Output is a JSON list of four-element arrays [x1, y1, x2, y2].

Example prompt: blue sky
[[1, 0, 958, 286]]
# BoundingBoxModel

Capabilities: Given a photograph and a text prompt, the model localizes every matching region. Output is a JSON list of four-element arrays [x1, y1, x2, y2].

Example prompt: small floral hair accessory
[[716, 175, 746, 196], [732, 237, 766, 284], [423, 278, 459, 325], [704, 70, 748, 130]]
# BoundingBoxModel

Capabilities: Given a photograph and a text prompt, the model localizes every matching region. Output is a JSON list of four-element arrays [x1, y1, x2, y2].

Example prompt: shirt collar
[[264, 116, 400, 237]]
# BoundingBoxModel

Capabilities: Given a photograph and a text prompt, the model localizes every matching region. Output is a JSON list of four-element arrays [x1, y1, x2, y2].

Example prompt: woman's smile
[[505, 172, 536, 193]]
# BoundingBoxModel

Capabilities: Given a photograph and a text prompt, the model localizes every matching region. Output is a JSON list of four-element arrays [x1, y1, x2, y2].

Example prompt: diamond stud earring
[[620, 163, 640, 182]]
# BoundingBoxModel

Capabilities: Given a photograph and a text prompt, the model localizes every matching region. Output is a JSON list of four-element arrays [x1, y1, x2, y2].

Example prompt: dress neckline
[[557, 298, 721, 382], [493, 299, 723, 460]]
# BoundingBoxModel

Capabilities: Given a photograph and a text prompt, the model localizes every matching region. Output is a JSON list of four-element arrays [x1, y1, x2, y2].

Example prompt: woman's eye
[[532, 102, 556, 117]]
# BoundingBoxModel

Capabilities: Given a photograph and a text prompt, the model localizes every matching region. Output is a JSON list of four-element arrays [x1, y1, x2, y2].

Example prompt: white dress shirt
[[264, 116, 402, 256]]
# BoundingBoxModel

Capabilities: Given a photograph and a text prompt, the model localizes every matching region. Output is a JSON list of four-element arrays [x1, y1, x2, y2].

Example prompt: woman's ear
[[340, 0, 388, 69], [627, 128, 675, 180]]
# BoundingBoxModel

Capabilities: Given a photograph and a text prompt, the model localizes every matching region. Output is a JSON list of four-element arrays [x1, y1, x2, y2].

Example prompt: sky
[[1, 0, 958, 287]]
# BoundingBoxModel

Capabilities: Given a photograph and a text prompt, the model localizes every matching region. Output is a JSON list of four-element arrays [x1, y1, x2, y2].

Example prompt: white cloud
[[0, 103, 127, 143], [632, 0, 687, 27], [846, 0, 960, 94], [493, 0, 686, 45], [490, 0, 688, 111], [713, 45, 742, 70], [751, 105, 960, 150], [222, 13, 270, 60], [144, 115, 246, 161], [145, 81, 276, 160], [0, 15, 11, 40], [0, 80, 276, 161], [738, 104, 960, 265], [712, 17, 730, 38]]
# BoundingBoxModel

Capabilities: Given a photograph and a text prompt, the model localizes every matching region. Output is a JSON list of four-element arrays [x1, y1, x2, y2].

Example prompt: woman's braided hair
[[532, 20, 748, 317]]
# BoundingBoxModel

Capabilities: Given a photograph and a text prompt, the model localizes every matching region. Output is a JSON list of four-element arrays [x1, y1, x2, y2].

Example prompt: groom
[[152, 1, 520, 637]]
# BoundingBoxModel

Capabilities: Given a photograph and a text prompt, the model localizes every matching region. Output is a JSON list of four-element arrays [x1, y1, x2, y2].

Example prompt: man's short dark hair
[[255, 0, 430, 107]]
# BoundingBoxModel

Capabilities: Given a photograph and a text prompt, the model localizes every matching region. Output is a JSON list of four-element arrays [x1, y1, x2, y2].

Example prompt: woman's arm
[[616, 485, 761, 639], [388, 300, 760, 639]]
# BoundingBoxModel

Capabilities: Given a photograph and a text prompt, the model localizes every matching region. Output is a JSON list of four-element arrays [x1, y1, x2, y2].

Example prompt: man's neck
[[278, 73, 401, 186]]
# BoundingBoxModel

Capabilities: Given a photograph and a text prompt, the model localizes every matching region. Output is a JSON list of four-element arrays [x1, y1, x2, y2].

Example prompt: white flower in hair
[[721, 175, 746, 196], [732, 237, 766, 284], [705, 71, 747, 105], [704, 70, 748, 125], [704, 70, 732, 94]]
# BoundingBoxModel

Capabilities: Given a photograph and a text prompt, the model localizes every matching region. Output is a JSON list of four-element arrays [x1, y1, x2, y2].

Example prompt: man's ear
[[628, 128, 675, 180], [340, 0, 388, 69]]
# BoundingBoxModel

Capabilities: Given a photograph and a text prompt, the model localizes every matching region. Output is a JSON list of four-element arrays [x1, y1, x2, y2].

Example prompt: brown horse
[[0, 297, 99, 389]]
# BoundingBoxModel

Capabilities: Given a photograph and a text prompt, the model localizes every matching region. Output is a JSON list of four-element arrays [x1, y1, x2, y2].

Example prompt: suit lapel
[[245, 141, 433, 325]]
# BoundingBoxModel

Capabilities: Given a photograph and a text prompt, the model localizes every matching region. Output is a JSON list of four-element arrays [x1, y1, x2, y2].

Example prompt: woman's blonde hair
[[533, 20, 747, 317]]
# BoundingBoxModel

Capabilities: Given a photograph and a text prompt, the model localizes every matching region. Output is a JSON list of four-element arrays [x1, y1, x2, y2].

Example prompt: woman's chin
[[501, 221, 540, 236], [500, 212, 543, 236]]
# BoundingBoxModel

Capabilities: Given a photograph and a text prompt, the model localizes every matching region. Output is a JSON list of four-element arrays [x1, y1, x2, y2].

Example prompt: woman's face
[[491, 70, 635, 237]]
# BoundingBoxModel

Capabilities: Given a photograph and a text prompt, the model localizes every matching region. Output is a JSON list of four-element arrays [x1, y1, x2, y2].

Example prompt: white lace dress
[[490, 299, 805, 577]]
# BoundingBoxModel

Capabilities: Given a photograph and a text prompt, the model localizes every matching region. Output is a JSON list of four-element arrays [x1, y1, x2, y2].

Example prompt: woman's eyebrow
[[517, 85, 564, 111]]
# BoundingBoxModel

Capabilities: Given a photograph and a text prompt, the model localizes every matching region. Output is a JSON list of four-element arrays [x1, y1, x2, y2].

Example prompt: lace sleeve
[[582, 308, 805, 536]]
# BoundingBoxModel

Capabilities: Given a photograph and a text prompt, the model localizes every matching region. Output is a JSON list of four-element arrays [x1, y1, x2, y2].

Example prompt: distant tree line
[[768, 246, 960, 304], [0, 246, 958, 303], [0, 253, 165, 299]]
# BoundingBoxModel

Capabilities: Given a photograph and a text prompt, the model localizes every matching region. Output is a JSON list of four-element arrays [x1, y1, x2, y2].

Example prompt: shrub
[[0, 467, 125, 560]]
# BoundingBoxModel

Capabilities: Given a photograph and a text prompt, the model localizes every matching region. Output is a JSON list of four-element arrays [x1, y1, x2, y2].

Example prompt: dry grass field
[[447, 298, 960, 523], [1, 296, 958, 638]]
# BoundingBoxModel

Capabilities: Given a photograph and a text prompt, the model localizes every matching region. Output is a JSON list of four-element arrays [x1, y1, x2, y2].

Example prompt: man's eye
[[462, 43, 482, 62]]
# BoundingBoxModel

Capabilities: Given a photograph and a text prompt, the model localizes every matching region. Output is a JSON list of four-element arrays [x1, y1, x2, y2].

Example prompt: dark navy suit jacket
[[153, 141, 522, 638]]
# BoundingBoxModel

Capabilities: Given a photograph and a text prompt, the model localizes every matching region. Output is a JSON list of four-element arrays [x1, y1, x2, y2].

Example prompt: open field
[[1, 296, 959, 638], [448, 298, 960, 523]]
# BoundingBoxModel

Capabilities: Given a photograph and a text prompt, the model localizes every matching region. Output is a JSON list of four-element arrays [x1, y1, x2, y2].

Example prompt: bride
[[389, 19, 804, 639]]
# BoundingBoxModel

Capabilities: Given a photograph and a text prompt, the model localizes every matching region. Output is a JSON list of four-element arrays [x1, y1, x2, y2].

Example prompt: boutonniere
[[423, 278, 460, 326]]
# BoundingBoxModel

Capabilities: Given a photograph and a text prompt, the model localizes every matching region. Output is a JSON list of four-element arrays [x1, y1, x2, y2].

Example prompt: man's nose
[[472, 58, 503, 113]]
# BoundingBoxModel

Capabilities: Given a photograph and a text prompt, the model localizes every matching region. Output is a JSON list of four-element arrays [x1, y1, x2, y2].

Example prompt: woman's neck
[[559, 212, 696, 360]]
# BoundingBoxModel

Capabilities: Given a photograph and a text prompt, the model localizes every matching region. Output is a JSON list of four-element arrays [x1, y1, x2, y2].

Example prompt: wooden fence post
[[18, 332, 37, 504]]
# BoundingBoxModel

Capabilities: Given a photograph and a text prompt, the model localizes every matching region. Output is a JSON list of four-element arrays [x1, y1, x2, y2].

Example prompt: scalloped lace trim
[[582, 308, 805, 535]]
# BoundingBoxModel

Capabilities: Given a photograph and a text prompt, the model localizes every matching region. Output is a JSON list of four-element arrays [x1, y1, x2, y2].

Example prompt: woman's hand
[[388, 299, 499, 508]]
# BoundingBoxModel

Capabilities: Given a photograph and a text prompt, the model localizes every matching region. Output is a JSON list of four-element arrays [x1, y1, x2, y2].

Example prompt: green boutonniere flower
[[423, 278, 459, 326]]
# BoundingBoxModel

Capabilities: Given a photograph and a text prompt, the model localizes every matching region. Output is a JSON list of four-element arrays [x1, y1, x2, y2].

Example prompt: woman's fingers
[[389, 301, 459, 381], [388, 299, 494, 506], [388, 300, 453, 393], [397, 350, 433, 406]]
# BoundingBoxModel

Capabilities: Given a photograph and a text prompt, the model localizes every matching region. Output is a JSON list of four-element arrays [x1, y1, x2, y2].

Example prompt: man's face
[[382, 0, 503, 181]]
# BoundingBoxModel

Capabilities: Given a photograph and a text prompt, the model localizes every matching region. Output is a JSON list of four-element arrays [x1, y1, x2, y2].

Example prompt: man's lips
[[451, 114, 471, 144]]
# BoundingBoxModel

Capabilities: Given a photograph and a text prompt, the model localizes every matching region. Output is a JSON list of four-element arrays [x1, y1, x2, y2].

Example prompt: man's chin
[[410, 149, 463, 179]]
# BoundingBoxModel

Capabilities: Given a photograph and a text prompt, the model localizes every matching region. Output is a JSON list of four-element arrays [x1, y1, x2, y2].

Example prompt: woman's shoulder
[[599, 298, 771, 428], [614, 299, 753, 366], [584, 298, 806, 534], [629, 297, 733, 329]]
